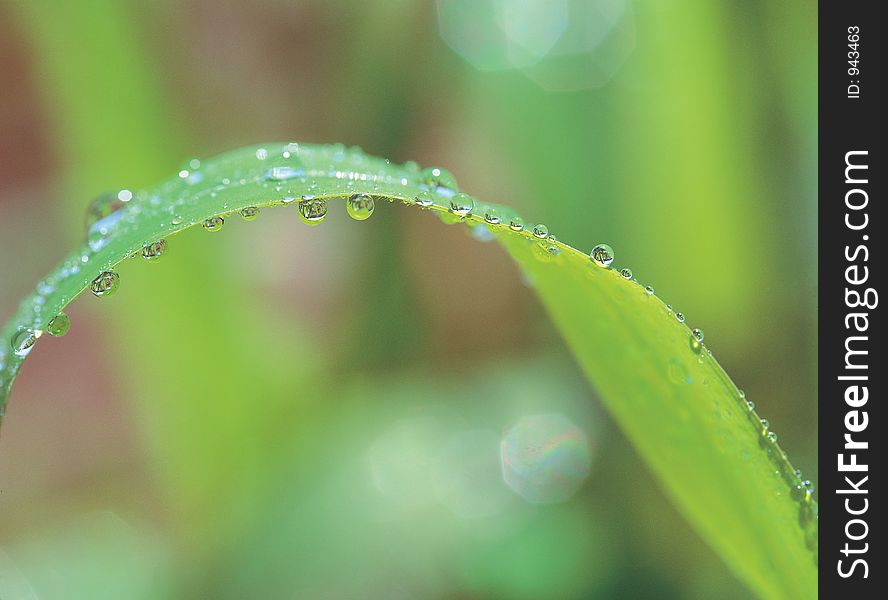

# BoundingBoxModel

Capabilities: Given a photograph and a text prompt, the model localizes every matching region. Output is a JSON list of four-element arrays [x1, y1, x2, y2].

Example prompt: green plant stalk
[[0, 142, 816, 599]]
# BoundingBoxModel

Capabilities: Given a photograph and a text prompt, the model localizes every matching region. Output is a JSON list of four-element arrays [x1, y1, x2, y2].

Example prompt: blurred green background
[[0, 0, 815, 598]]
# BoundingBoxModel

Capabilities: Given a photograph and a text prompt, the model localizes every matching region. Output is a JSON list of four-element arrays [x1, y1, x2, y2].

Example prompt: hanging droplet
[[240, 206, 260, 221], [483, 207, 501, 224], [692, 329, 704, 342], [449, 193, 474, 217], [421, 167, 457, 192], [759, 418, 769, 434], [509, 217, 525, 231], [90, 271, 120, 297], [620, 268, 633, 279], [644, 285, 655, 295], [675, 312, 685, 323], [203, 216, 225, 232], [11, 328, 41, 357], [347, 193, 375, 221], [141, 239, 167, 261], [766, 431, 778, 443], [589, 244, 615, 268], [47, 313, 71, 337], [298, 198, 328, 225]]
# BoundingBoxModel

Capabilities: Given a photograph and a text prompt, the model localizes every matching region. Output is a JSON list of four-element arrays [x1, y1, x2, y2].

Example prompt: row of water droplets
[[0, 142, 818, 536]]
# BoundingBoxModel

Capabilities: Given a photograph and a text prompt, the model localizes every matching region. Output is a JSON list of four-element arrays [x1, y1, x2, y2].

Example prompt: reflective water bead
[[90, 271, 120, 297], [620, 268, 633, 279], [449, 193, 474, 217], [745, 399, 755, 411], [766, 431, 778, 443], [692, 329, 704, 342], [532, 223, 549, 238], [421, 166, 458, 192], [509, 216, 525, 231], [141, 239, 167, 260], [347, 193, 375, 220], [759, 418, 769, 433], [675, 312, 685, 323], [203, 216, 225, 232], [11, 328, 41, 357], [483, 207, 501, 224], [298, 198, 328, 224], [47, 313, 71, 337], [589, 244, 615, 268], [689, 329, 704, 353], [414, 191, 434, 207], [240, 206, 260, 221], [644, 285, 655, 295]]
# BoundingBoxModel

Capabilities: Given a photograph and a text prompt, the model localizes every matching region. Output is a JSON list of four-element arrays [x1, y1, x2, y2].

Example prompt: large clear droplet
[[47, 313, 71, 337], [449, 193, 474, 217], [141, 239, 167, 260], [203, 216, 225, 232], [11, 328, 41, 357], [89, 271, 120, 297], [589, 244, 614, 267], [346, 194, 375, 221], [298, 198, 328, 225]]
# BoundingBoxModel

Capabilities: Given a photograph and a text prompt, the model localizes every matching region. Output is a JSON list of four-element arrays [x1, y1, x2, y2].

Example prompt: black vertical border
[[819, 1, 883, 596]]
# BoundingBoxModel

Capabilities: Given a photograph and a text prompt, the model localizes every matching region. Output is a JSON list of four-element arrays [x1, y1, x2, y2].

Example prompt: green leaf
[[0, 142, 816, 599]]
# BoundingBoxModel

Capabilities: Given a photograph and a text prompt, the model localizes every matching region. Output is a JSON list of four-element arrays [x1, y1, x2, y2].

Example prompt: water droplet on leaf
[[141, 239, 166, 260], [90, 271, 120, 297], [347, 193, 375, 221], [11, 328, 41, 357], [298, 198, 328, 225], [449, 193, 474, 217], [589, 244, 614, 267], [240, 206, 260, 221], [421, 167, 457, 192], [532, 223, 549, 238], [203, 216, 225, 232], [47, 313, 70, 337]]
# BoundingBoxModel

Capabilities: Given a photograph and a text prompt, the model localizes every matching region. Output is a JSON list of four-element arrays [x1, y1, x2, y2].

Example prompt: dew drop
[[620, 268, 633, 279], [298, 198, 328, 225], [47, 313, 71, 337], [141, 239, 167, 260], [644, 285, 655, 295], [589, 244, 615, 268], [171, 215, 184, 225], [89, 271, 120, 297], [414, 191, 434, 207], [745, 399, 755, 411], [421, 167, 457, 192], [532, 223, 549, 238], [692, 329, 704, 342], [801, 480, 814, 502], [255, 148, 268, 160], [509, 216, 525, 231], [689, 329, 705, 353], [11, 328, 41, 357], [449, 193, 474, 217], [240, 206, 260, 221], [483, 207, 501, 224], [766, 431, 778, 443], [675, 312, 685, 323], [759, 418, 769, 434], [347, 193, 375, 221], [203, 216, 225, 232]]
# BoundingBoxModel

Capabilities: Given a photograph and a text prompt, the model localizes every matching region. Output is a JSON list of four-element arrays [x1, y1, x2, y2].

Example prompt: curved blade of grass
[[0, 142, 816, 598]]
